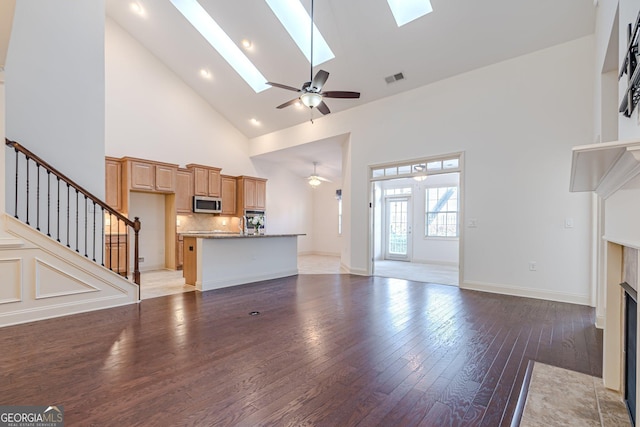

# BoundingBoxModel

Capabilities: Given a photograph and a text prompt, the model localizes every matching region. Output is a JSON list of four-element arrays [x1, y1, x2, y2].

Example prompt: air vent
[[385, 72, 405, 84]]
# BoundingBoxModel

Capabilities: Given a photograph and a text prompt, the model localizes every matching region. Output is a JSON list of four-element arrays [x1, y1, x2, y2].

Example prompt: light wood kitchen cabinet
[[105, 157, 122, 212], [122, 157, 178, 193], [105, 234, 128, 276], [220, 175, 237, 215], [236, 176, 267, 212], [187, 164, 222, 197], [175, 168, 193, 214]]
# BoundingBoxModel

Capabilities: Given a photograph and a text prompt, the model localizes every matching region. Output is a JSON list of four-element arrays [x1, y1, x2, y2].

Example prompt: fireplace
[[603, 243, 639, 427], [625, 283, 637, 425]]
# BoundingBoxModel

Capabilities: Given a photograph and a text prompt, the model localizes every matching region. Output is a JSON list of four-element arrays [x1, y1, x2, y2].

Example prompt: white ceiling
[[106, 0, 596, 140]]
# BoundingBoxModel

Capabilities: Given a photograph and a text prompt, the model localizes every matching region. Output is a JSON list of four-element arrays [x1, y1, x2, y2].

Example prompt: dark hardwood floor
[[0, 275, 602, 426]]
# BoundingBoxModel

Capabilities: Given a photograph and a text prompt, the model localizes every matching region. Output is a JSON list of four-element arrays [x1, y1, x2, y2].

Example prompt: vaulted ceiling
[[106, 0, 596, 140]]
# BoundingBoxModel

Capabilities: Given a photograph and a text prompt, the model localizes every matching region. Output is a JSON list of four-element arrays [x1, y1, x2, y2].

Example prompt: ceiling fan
[[307, 162, 331, 187], [267, 0, 360, 116]]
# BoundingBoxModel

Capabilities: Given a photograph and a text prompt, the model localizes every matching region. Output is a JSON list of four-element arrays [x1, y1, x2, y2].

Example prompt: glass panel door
[[385, 196, 411, 260]]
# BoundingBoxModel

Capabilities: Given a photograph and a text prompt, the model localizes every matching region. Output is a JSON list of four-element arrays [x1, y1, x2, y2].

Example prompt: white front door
[[385, 196, 411, 260]]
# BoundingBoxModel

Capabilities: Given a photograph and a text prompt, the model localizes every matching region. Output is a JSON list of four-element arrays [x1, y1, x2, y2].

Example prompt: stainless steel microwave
[[193, 196, 222, 213]]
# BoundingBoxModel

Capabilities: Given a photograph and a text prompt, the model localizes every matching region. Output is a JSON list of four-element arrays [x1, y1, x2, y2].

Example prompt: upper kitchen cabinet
[[105, 157, 122, 212], [122, 157, 178, 193], [176, 168, 194, 214], [220, 175, 237, 215], [236, 176, 267, 212], [187, 164, 222, 197]]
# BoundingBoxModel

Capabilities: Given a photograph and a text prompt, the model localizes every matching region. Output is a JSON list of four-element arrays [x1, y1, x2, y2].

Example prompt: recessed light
[[200, 68, 212, 79], [241, 39, 253, 49], [250, 118, 260, 126], [130, 2, 144, 15]]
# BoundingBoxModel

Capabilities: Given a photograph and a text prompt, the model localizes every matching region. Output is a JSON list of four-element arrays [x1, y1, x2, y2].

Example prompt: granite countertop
[[181, 232, 304, 239]]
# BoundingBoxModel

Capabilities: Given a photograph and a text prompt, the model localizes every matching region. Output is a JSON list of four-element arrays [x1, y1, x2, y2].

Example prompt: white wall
[[311, 183, 342, 256], [251, 36, 595, 303], [253, 159, 313, 253], [129, 192, 166, 271], [5, 1, 105, 197], [105, 18, 254, 176]]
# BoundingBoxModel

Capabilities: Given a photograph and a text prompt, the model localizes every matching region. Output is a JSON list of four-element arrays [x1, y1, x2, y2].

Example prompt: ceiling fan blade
[[267, 82, 302, 92], [316, 101, 331, 115], [311, 70, 329, 91], [302, 81, 311, 90], [276, 98, 301, 109], [321, 91, 361, 99]]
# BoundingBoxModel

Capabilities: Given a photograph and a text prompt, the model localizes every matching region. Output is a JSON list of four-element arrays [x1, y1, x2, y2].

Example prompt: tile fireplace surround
[[603, 241, 639, 424]]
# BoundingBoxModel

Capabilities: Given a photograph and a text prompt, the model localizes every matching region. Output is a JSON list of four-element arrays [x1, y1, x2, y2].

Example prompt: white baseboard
[[348, 266, 368, 276], [595, 315, 605, 330], [461, 280, 591, 306], [297, 251, 341, 257], [410, 258, 459, 267]]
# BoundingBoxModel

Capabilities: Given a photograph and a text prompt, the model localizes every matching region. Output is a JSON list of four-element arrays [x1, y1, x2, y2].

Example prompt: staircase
[[0, 139, 141, 327]]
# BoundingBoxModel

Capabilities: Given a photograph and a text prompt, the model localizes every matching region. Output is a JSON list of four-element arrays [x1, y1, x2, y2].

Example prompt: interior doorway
[[370, 154, 463, 286]]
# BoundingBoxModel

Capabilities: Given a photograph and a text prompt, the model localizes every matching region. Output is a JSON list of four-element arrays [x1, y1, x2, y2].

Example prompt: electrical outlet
[[529, 262, 537, 271], [564, 218, 574, 228], [468, 218, 478, 228], [138, 257, 144, 263]]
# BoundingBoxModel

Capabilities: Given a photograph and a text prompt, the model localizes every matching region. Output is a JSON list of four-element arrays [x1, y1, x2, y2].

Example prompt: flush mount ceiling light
[[250, 118, 261, 126], [264, 0, 334, 65], [199, 68, 212, 79], [130, 2, 145, 16], [413, 164, 427, 181], [387, 0, 433, 27], [169, 0, 269, 93], [241, 39, 253, 49]]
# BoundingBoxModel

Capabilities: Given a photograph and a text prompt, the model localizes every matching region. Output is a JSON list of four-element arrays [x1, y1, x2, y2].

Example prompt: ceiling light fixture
[[308, 176, 322, 187], [300, 92, 322, 108], [264, 0, 334, 65], [199, 68, 212, 79], [130, 2, 145, 16], [387, 0, 433, 27], [241, 39, 253, 49], [250, 118, 260, 125], [169, 0, 269, 92], [413, 164, 427, 181]]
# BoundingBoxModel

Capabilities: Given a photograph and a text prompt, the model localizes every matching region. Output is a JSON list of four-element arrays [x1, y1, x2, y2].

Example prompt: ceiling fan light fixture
[[308, 176, 322, 187], [300, 92, 322, 108]]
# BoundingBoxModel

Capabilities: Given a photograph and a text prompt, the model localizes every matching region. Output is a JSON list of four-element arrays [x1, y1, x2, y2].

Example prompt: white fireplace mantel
[[570, 139, 640, 199]]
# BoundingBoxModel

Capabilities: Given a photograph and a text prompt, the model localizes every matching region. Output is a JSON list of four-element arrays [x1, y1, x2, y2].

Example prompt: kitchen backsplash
[[177, 214, 241, 233]]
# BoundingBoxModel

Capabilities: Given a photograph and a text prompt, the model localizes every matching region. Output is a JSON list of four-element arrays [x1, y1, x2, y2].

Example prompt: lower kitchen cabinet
[[105, 234, 128, 276]]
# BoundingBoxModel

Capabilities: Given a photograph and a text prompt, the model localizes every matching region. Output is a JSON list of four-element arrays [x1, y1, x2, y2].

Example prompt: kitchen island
[[182, 233, 304, 291]]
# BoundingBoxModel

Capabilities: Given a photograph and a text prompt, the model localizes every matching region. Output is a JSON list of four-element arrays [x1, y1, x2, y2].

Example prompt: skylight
[[169, 0, 269, 93], [387, 0, 433, 27], [264, 0, 334, 65]]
